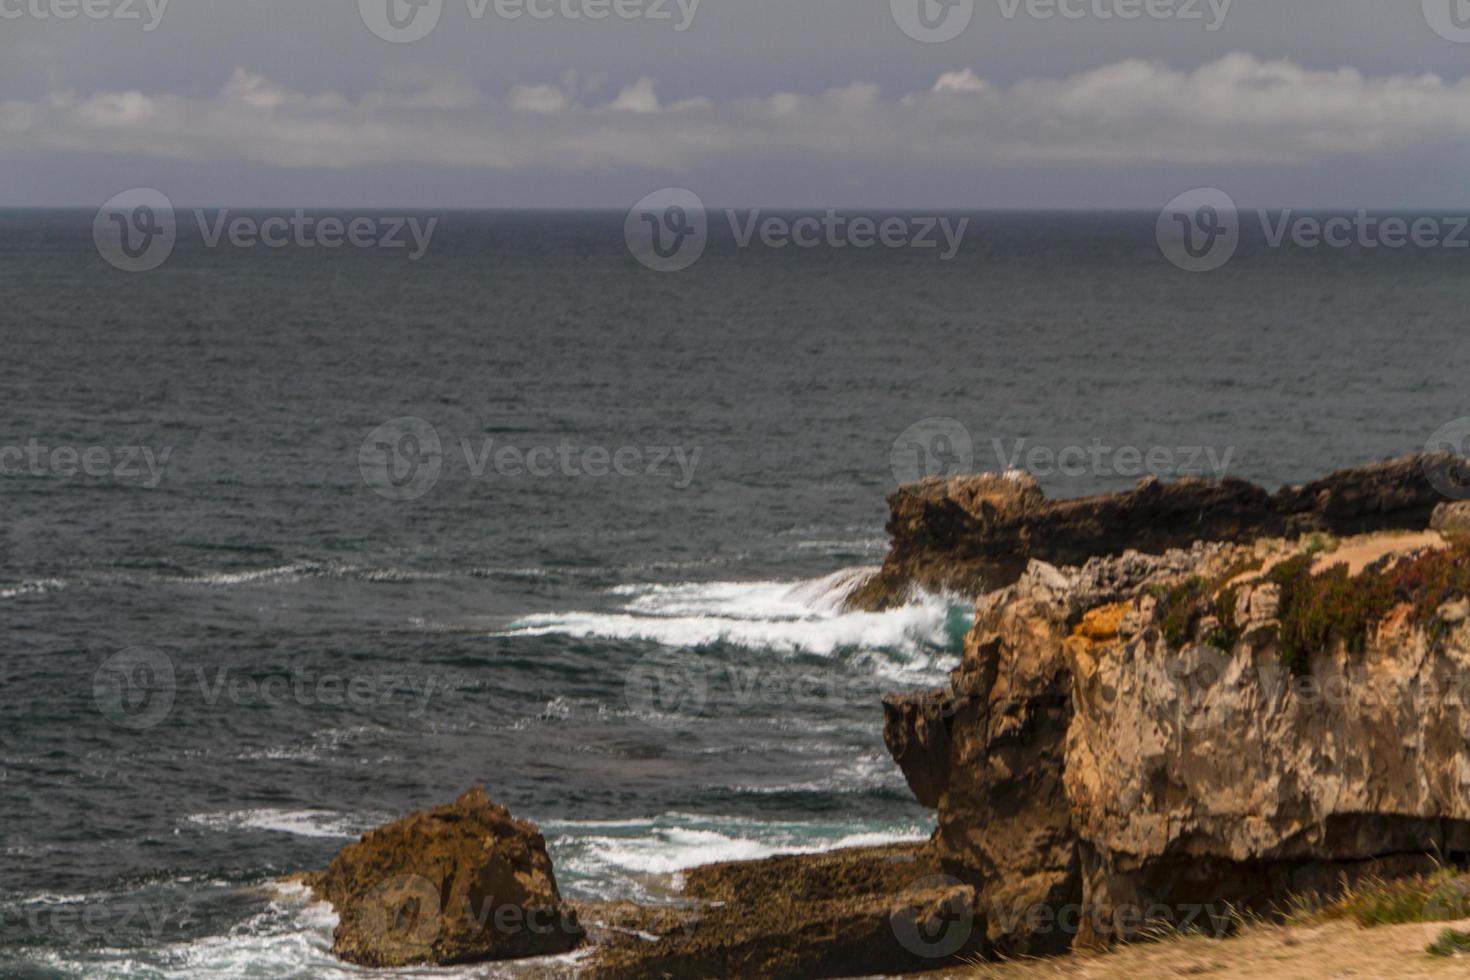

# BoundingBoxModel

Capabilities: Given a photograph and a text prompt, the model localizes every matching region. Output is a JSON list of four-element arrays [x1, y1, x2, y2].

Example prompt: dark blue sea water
[[1, 209, 1464, 977]]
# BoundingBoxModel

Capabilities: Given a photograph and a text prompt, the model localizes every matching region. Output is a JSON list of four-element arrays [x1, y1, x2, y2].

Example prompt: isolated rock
[[849, 453, 1470, 610], [317, 787, 583, 967]]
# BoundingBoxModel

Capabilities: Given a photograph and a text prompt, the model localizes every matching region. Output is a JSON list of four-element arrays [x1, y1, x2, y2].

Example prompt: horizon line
[[7, 204, 1470, 213]]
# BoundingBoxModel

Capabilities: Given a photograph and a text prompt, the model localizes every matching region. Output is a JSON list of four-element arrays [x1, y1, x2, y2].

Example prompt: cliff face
[[880, 455, 1470, 956], [1067, 550, 1470, 937], [850, 453, 1470, 611]]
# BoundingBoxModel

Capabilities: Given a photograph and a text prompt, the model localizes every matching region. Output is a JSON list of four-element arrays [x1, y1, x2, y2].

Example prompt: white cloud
[[4, 54, 1470, 177], [609, 77, 660, 113], [933, 70, 988, 94]]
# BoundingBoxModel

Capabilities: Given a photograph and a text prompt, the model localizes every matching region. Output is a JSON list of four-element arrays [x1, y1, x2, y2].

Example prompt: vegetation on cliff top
[[1151, 555, 1262, 649], [1152, 540, 1470, 676], [1269, 542, 1470, 675]]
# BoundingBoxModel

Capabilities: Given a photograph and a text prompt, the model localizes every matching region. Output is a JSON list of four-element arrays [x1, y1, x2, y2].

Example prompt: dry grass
[[1311, 871, 1470, 928], [916, 875, 1470, 979], [938, 917, 1470, 979]]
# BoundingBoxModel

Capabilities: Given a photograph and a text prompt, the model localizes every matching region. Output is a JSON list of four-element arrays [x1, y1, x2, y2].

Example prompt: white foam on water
[[178, 563, 324, 587], [580, 827, 809, 874], [729, 751, 908, 796], [0, 577, 65, 599], [30, 884, 601, 979], [545, 812, 934, 902], [556, 824, 932, 893], [794, 538, 890, 553], [15, 817, 934, 974], [183, 808, 380, 839], [499, 568, 968, 661]]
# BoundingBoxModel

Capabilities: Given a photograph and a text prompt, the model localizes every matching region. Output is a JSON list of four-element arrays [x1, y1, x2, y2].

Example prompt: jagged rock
[[925, 559, 1086, 957], [884, 531, 1470, 955], [1434, 500, 1470, 538], [882, 689, 954, 808], [317, 787, 583, 967], [583, 844, 981, 979], [849, 453, 1470, 610]]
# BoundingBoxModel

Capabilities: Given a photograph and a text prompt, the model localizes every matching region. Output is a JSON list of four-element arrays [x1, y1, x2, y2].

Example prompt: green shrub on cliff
[[1270, 543, 1470, 676], [1152, 543, 1470, 673], [1154, 556, 1261, 651], [1158, 576, 1209, 648]]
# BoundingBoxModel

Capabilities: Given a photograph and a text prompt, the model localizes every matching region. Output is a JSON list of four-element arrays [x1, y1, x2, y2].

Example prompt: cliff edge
[[880, 454, 1470, 958]]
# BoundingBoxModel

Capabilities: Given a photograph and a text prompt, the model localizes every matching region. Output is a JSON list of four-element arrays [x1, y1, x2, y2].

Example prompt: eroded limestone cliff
[[882, 454, 1470, 957]]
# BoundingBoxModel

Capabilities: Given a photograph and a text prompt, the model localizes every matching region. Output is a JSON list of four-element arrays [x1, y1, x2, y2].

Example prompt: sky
[[3, 0, 1470, 208]]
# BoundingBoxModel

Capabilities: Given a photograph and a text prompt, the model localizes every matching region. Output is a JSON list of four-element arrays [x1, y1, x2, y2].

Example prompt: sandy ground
[[1310, 531, 1447, 576], [943, 917, 1470, 979], [1233, 530, 1447, 587]]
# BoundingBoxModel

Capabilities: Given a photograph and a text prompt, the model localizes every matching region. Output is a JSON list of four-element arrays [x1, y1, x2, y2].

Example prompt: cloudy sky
[[3, 0, 1470, 207]]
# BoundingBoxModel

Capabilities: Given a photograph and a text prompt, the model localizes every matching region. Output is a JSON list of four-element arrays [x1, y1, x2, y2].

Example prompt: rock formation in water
[[849, 452, 1470, 610], [881, 454, 1470, 957], [580, 843, 981, 979], [311, 787, 584, 967], [304, 794, 978, 978]]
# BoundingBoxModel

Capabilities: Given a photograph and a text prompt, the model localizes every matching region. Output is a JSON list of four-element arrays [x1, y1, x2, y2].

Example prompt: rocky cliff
[[850, 453, 1470, 611], [882, 454, 1470, 957]]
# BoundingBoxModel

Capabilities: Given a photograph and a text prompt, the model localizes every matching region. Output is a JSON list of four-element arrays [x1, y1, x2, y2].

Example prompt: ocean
[[1, 208, 1464, 977]]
